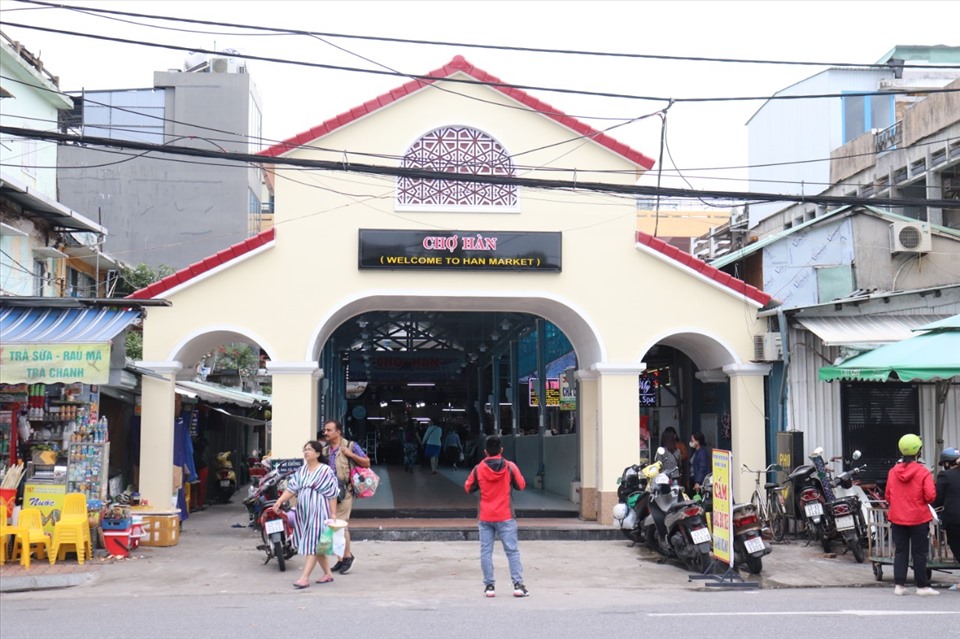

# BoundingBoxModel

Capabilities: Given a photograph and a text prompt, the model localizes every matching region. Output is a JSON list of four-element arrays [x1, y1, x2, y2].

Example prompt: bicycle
[[741, 463, 787, 542]]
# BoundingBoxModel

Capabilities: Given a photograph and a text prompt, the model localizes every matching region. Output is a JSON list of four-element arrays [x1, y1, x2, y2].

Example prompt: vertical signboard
[[710, 449, 733, 566], [23, 483, 67, 534]]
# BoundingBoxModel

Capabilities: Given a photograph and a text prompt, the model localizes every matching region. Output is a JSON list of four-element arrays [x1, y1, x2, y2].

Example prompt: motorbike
[[243, 460, 276, 528], [612, 458, 657, 545], [641, 449, 713, 572], [824, 450, 871, 563], [783, 450, 835, 553], [697, 474, 769, 574], [247, 469, 297, 571], [215, 451, 238, 504]]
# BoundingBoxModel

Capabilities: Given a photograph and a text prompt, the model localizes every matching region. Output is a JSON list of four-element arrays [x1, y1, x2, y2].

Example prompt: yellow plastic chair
[[56, 493, 92, 560], [12, 508, 51, 569], [0, 502, 27, 565]]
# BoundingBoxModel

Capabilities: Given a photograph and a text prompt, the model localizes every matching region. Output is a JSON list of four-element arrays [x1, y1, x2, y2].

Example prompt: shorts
[[336, 493, 354, 521]]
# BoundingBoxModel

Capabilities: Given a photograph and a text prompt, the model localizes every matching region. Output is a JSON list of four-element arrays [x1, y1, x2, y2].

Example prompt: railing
[[875, 121, 902, 154]]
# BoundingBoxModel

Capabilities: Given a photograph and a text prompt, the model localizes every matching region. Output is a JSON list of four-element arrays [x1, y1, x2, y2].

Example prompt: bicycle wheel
[[751, 491, 766, 522], [768, 494, 786, 542]]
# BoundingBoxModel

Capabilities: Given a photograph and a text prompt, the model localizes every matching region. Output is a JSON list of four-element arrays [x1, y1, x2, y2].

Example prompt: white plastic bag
[[332, 527, 346, 558]]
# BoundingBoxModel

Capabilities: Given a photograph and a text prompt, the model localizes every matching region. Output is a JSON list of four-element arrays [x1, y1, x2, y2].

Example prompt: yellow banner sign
[[23, 483, 68, 533], [0, 343, 111, 384], [711, 449, 733, 566]]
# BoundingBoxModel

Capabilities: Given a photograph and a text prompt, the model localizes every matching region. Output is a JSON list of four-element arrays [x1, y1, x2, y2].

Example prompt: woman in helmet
[[884, 434, 939, 596], [934, 446, 960, 591]]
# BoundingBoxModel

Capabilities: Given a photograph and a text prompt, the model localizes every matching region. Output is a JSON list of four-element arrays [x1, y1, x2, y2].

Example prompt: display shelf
[[68, 441, 109, 502]]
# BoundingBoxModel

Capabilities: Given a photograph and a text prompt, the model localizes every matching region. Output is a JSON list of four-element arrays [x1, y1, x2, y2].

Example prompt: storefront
[[129, 56, 774, 523], [0, 301, 148, 541]]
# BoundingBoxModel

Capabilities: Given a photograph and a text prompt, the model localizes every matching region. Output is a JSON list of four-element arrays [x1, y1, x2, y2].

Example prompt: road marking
[[649, 610, 959, 617]]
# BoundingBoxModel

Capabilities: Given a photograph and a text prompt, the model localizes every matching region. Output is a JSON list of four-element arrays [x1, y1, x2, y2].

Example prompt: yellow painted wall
[[137, 72, 768, 515]]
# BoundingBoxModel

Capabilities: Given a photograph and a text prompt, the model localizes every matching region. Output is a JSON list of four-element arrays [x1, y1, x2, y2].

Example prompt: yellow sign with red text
[[711, 449, 733, 566]]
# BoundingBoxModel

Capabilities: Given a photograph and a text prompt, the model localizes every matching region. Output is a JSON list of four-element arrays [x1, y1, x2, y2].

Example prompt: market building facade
[[130, 57, 772, 523]]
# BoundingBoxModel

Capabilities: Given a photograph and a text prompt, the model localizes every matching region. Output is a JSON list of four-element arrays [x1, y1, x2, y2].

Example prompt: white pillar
[[136, 361, 181, 512], [592, 363, 645, 525], [723, 363, 771, 505], [576, 370, 598, 520], [267, 362, 321, 459]]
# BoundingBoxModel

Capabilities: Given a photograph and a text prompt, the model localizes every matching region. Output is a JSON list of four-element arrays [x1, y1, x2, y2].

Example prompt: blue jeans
[[479, 519, 523, 586]]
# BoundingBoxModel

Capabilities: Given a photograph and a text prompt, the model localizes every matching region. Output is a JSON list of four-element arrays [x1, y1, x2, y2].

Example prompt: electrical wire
[[15, 0, 960, 71], [6, 124, 959, 210], [4, 72, 958, 187], [6, 21, 960, 105]]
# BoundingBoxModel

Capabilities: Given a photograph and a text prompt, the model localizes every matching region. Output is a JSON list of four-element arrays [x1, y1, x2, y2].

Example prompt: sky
[[2, 0, 958, 196]]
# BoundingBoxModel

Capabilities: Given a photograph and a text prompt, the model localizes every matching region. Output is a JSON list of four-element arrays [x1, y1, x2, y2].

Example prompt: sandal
[[316, 575, 335, 584], [293, 580, 310, 589]]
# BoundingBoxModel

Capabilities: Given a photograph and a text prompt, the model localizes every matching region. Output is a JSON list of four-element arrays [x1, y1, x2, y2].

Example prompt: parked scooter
[[641, 449, 712, 572], [215, 451, 238, 504], [248, 469, 297, 572], [824, 450, 871, 563], [612, 458, 658, 545], [243, 459, 275, 528], [696, 473, 769, 574], [783, 456, 833, 552]]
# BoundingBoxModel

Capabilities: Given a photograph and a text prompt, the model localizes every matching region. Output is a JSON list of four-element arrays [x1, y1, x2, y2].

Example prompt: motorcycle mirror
[[852, 450, 862, 460], [656, 447, 666, 456], [813, 447, 824, 455]]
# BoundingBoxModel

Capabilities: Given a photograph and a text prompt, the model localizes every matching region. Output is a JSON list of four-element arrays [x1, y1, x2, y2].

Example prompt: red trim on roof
[[635, 231, 773, 306], [126, 228, 276, 300], [260, 55, 656, 169]]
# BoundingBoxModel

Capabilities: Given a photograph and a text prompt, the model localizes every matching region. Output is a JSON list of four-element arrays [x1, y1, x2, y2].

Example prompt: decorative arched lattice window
[[397, 126, 517, 208]]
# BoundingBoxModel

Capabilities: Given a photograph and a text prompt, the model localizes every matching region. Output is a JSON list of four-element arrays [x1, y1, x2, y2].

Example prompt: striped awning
[[0, 306, 141, 344]]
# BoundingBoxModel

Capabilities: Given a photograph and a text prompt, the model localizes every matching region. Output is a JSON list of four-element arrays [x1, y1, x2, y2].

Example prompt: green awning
[[818, 314, 960, 383]]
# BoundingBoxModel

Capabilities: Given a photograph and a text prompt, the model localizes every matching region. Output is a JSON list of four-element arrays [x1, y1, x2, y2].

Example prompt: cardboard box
[[138, 513, 180, 547]]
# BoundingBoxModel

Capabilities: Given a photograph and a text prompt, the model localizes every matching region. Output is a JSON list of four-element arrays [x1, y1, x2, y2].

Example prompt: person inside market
[[688, 431, 711, 493], [322, 419, 370, 575], [173, 394, 194, 523], [191, 434, 209, 511]]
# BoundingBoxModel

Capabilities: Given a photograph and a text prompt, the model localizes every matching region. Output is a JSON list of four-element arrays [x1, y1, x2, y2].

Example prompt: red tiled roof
[[260, 55, 656, 169], [635, 231, 773, 306], [126, 228, 276, 299]]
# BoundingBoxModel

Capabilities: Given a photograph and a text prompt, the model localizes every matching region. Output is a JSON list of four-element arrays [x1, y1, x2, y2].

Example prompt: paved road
[[2, 587, 957, 638]]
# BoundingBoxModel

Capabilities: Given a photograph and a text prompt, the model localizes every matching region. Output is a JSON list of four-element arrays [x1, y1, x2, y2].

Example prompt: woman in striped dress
[[272, 440, 339, 588]]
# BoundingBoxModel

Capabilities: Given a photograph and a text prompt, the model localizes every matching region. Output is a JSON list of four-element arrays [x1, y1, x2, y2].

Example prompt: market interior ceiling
[[321, 310, 674, 410], [330, 310, 537, 408]]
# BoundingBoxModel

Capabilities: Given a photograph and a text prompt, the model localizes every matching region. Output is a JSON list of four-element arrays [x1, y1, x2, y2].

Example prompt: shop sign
[[348, 351, 464, 382], [23, 483, 67, 534], [710, 449, 733, 566], [358, 229, 562, 272], [559, 375, 576, 411], [0, 343, 111, 384], [528, 378, 561, 407]]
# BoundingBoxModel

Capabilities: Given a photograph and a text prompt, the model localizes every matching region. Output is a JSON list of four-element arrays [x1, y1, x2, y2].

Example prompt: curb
[[0, 570, 97, 594]]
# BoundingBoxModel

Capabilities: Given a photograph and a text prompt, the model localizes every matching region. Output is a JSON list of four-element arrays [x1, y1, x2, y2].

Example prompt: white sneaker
[[894, 585, 907, 596], [916, 587, 940, 596]]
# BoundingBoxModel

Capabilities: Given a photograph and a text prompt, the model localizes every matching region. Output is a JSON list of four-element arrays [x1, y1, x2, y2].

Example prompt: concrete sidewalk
[[2, 502, 957, 596]]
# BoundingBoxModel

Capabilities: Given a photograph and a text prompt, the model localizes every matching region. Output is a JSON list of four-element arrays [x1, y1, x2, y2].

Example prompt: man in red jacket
[[885, 433, 939, 596], [464, 434, 529, 598]]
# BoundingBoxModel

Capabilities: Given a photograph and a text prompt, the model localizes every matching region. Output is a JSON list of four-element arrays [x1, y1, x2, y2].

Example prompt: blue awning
[[0, 306, 141, 344]]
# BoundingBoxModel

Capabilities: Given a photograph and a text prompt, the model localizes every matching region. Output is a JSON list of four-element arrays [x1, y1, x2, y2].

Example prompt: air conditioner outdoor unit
[[753, 333, 782, 362], [210, 57, 230, 73], [890, 221, 932, 254]]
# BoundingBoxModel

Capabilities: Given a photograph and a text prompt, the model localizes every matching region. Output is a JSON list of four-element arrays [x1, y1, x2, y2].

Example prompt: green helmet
[[898, 433, 923, 456]]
